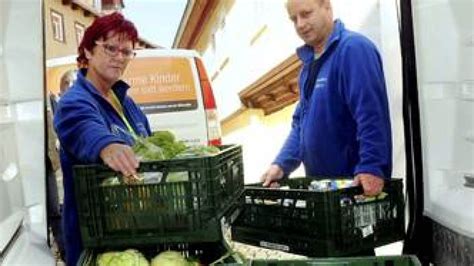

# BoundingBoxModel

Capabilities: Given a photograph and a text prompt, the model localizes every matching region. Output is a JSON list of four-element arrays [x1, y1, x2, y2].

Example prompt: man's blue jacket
[[53, 69, 151, 265], [274, 20, 392, 179]]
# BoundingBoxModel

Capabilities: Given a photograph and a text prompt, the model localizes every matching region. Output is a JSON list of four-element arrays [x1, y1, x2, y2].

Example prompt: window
[[93, 0, 102, 10], [50, 10, 65, 43], [74, 22, 85, 46]]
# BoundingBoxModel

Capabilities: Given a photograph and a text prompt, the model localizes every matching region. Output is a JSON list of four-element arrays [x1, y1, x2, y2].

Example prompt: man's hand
[[261, 164, 284, 187], [353, 173, 385, 196], [100, 143, 139, 182]]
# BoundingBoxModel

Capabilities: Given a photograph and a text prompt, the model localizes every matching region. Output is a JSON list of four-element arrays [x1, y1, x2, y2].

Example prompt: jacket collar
[[296, 19, 344, 64], [77, 68, 130, 102]]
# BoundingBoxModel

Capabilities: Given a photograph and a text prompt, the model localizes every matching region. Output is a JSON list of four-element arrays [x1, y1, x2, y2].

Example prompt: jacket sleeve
[[339, 37, 393, 179], [54, 96, 125, 163], [273, 102, 303, 176]]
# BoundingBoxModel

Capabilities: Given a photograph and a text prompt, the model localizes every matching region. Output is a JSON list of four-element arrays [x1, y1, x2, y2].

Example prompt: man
[[261, 0, 392, 197], [49, 70, 76, 114]]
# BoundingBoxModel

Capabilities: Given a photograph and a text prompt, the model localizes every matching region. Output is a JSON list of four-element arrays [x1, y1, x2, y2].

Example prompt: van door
[[1, 0, 55, 264], [401, 0, 474, 265]]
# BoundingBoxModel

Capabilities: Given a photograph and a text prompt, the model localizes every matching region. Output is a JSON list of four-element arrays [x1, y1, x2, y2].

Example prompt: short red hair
[[77, 12, 138, 68]]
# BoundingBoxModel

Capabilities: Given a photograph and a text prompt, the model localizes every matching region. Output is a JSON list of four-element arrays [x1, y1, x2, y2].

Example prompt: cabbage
[[151, 250, 196, 266], [97, 249, 149, 266], [97, 251, 120, 266]]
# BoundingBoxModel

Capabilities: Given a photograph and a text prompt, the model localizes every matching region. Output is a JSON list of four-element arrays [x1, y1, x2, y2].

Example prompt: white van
[[45, 49, 222, 146]]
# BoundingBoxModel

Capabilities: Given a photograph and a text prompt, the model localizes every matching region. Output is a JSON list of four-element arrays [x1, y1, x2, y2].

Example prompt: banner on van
[[46, 56, 198, 114], [123, 57, 198, 114]]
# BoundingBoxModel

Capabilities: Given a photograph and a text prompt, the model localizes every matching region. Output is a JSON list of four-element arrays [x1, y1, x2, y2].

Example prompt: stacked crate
[[231, 178, 405, 257], [74, 145, 244, 265]]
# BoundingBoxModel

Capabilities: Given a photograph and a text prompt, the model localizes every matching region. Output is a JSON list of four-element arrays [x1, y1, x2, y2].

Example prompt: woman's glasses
[[95, 42, 136, 59]]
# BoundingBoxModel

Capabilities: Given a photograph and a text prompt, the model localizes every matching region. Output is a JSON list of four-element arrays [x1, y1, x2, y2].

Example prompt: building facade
[[44, 0, 156, 97], [45, 0, 153, 60], [45, 0, 97, 59]]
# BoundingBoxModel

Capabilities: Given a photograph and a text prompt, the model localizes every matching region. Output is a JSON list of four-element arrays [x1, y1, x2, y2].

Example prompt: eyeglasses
[[95, 42, 136, 59]]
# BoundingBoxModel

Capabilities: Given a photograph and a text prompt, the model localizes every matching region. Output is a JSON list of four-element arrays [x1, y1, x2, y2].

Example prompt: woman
[[54, 12, 151, 265]]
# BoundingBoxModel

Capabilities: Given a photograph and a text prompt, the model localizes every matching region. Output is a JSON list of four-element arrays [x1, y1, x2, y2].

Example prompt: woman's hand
[[100, 143, 140, 182]]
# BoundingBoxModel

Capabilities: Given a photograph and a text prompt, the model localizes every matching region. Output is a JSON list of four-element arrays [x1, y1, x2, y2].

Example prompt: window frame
[[50, 9, 65, 43], [74, 21, 85, 46]]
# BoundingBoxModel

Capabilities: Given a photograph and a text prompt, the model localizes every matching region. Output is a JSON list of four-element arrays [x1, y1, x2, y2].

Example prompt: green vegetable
[[133, 138, 166, 161], [133, 131, 220, 161], [133, 131, 186, 160], [145, 131, 187, 159], [97, 249, 149, 266], [151, 250, 197, 266], [97, 251, 119, 266]]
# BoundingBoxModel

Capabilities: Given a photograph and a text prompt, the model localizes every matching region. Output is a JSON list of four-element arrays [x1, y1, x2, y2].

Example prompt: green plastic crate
[[77, 241, 245, 266], [246, 255, 421, 266], [74, 144, 244, 248], [231, 178, 404, 257]]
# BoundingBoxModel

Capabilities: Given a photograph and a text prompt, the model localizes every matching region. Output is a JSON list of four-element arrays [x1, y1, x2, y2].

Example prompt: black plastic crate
[[246, 255, 421, 266], [231, 178, 404, 257], [74, 144, 244, 248], [77, 241, 245, 265]]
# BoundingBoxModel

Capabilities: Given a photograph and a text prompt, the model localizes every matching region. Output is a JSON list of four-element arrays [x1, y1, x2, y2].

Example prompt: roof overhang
[[239, 54, 301, 115], [173, 0, 219, 48]]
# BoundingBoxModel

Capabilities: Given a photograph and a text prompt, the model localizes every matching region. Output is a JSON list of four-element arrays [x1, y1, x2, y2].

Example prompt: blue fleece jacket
[[53, 69, 151, 265], [274, 20, 392, 179]]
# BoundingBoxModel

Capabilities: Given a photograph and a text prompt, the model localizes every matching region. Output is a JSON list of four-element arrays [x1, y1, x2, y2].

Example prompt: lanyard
[[109, 91, 136, 136]]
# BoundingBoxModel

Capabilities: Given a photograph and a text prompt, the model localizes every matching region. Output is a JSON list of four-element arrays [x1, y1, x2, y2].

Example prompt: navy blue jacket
[[274, 20, 392, 179], [54, 69, 151, 265]]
